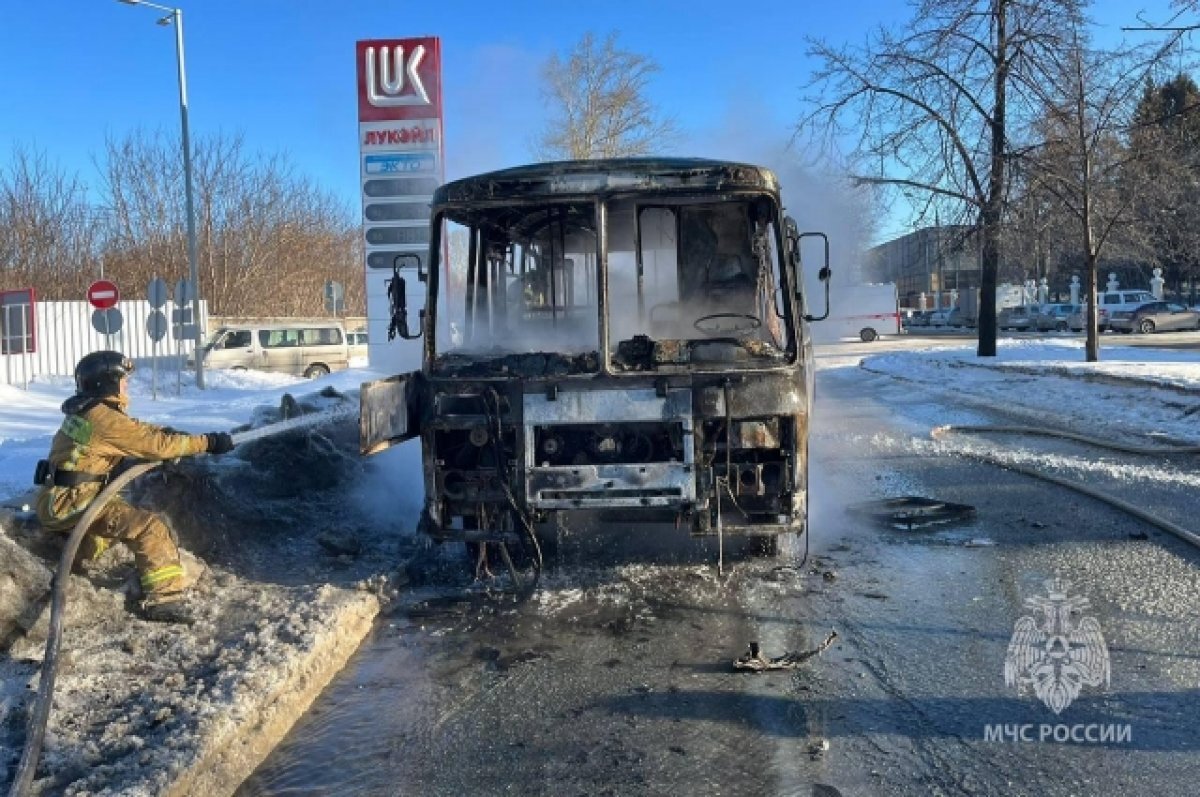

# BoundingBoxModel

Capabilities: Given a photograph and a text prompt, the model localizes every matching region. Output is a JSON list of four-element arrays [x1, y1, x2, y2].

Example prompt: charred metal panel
[[523, 388, 695, 510], [694, 374, 807, 420], [360, 371, 422, 455], [528, 462, 695, 509], [435, 158, 780, 206], [522, 386, 691, 424], [730, 418, 781, 449]]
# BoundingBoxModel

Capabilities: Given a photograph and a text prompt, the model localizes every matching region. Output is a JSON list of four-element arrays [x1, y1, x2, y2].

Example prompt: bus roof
[[433, 158, 781, 206]]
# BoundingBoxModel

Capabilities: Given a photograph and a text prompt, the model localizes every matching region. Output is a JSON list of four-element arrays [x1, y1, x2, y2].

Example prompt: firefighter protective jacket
[[37, 394, 211, 524]]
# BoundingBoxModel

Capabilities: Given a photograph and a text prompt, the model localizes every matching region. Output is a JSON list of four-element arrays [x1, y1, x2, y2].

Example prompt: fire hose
[[8, 405, 355, 797], [931, 424, 1200, 551], [8, 460, 160, 797]]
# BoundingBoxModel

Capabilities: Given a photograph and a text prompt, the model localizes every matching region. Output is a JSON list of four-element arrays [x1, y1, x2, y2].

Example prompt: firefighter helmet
[[74, 351, 135, 397]]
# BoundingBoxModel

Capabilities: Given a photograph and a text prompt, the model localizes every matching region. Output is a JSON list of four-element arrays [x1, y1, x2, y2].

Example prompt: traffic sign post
[[324, 280, 345, 315], [87, 280, 121, 347], [147, 277, 168, 400], [172, 279, 201, 390], [147, 307, 168, 401]]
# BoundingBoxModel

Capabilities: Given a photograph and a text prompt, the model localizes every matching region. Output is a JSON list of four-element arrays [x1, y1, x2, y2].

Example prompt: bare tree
[[97, 130, 363, 316], [1123, 74, 1200, 304], [0, 146, 103, 298], [1018, 24, 1183, 361], [535, 32, 677, 160], [801, 0, 1084, 356], [1123, 0, 1200, 34]]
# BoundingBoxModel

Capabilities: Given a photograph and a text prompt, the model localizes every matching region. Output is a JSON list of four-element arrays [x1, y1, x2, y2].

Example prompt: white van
[[194, 322, 350, 377]]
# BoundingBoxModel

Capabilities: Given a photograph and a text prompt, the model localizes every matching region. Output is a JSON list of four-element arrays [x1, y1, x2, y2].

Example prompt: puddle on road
[[236, 545, 798, 796]]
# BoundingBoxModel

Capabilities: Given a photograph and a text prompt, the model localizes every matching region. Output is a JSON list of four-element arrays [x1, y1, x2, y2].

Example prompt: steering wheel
[[693, 313, 761, 336]]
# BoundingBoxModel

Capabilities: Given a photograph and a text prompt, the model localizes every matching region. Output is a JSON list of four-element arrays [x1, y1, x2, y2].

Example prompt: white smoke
[[679, 95, 876, 295]]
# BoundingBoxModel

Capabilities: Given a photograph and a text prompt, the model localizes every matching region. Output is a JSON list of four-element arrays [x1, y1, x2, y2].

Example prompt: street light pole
[[118, 0, 205, 388]]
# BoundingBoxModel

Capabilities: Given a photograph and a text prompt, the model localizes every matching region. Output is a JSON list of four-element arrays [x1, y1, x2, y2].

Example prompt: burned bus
[[360, 158, 830, 555]]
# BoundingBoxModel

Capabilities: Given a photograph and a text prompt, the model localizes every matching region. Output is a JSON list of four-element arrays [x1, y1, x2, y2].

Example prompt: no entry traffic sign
[[87, 280, 120, 310]]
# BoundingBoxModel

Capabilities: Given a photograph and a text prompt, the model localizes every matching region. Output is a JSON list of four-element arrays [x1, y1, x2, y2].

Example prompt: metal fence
[[1, 300, 207, 387]]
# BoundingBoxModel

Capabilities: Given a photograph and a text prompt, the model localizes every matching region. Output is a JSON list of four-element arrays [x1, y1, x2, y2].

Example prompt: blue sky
[[0, 0, 1183, 246]]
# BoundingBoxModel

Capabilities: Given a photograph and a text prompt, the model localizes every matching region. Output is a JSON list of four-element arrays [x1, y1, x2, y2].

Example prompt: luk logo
[[364, 44, 430, 107], [1003, 577, 1110, 714]]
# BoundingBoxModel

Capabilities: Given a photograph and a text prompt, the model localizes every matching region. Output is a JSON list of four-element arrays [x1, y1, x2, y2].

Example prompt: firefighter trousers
[[46, 498, 186, 604]]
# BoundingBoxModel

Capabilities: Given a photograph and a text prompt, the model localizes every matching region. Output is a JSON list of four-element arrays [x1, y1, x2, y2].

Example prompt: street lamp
[[118, 0, 205, 389]]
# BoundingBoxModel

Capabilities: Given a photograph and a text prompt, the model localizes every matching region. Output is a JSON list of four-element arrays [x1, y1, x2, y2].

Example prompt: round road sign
[[146, 310, 168, 342], [91, 308, 124, 335], [147, 277, 169, 309], [87, 280, 120, 310]]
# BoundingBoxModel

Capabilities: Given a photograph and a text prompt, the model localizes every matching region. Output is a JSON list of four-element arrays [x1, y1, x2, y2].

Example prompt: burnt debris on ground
[[848, 495, 977, 531]]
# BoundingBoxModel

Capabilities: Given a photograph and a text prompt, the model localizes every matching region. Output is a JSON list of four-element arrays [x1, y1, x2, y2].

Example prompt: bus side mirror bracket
[[387, 254, 426, 340]]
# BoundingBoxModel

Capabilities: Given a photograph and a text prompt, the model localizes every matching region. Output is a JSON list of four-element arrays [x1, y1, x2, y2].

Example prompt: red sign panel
[[357, 38, 443, 122], [87, 280, 120, 309]]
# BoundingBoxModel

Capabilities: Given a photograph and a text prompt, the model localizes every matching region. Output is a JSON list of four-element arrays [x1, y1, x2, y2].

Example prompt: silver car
[[1110, 301, 1200, 334], [997, 305, 1036, 331], [1035, 303, 1081, 332]]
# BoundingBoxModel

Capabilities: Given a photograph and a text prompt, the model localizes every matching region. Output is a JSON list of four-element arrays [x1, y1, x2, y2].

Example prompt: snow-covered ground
[[817, 338, 1200, 444]]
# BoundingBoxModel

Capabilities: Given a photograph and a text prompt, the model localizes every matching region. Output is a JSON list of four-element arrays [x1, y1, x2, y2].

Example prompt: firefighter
[[35, 351, 235, 624]]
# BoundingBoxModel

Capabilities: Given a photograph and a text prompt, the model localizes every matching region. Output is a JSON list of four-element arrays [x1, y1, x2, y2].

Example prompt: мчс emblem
[[1003, 577, 1110, 714]]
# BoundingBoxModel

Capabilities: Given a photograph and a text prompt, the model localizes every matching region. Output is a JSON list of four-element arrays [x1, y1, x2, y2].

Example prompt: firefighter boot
[[140, 598, 195, 625]]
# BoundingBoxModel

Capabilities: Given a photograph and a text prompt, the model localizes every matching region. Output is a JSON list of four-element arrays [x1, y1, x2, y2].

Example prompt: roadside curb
[[3, 578, 382, 796], [165, 586, 380, 797]]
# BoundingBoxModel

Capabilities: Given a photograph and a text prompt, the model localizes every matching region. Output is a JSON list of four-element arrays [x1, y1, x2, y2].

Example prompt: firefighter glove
[[205, 432, 235, 455]]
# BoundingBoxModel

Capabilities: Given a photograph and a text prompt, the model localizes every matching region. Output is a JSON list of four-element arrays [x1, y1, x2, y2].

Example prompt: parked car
[[945, 308, 973, 328], [904, 310, 931, 329], [1095, 290, 1156, 331], [1109, 301, 1200, 334], [997, 304, 1036, 331], [1035, 303, 1081, 332], [927, 309, 953, 328], [1067, 305, 1109, 332]]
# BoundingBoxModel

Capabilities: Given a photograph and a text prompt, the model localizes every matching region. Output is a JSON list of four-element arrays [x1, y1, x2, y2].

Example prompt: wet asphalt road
[[239, 355, 1200, 797]]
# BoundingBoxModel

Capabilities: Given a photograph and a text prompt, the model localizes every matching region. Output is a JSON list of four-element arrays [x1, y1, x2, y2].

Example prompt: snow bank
[[0, 370, 410, 795], [0, 524, 51, 647], [852, 340, 1200, 444], [2, 564, 379, 796]]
